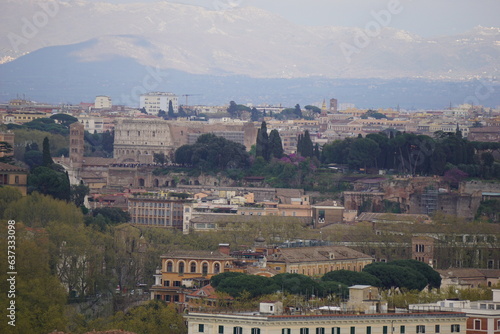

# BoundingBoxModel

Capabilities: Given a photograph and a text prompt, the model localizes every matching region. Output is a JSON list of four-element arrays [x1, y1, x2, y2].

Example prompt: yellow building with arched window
[[150, 244, 238, 303]]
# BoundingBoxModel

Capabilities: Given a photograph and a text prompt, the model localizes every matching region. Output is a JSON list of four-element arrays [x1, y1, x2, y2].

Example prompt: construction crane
[[181, 94, 202, 106]]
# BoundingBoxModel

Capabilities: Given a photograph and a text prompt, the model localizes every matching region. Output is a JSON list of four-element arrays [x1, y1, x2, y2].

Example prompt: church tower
[[329, 98, 338, 113], [321, 99, 328, 116], [69, 122, 84, 166]]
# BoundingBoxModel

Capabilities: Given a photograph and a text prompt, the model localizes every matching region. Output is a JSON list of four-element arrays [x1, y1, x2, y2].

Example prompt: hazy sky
[[87, 0, 500, 37]]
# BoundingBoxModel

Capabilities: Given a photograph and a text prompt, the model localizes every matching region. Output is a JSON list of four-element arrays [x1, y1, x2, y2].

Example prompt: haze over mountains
[[1, 0, 499, 108]]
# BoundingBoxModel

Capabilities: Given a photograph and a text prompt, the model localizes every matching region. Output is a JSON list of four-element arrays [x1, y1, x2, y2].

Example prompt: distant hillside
[[1, 1, 499, 80], [1, 40, 499, 108], [1, 1, 499, 108]]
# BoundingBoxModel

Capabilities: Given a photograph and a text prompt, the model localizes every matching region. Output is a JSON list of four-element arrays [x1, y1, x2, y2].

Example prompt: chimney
[[218, 243, 230, 255]]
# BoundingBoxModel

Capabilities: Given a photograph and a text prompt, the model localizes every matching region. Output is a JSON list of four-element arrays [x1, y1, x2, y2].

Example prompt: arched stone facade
[[113, 119, 258, 163]]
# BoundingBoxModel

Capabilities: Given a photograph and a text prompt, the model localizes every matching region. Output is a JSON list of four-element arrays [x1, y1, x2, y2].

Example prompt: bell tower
[[69, 122, 84, 166]]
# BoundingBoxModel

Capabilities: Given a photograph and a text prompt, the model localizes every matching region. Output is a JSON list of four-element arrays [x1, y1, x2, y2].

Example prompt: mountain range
[[0, 0, 499, 108]]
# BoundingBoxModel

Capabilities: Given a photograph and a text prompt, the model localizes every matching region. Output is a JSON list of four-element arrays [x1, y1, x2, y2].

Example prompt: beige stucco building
[[186, 308, 466, 334], [266, 245, 374, 277], [151, 244, 236, 303], [94, 95, 112, 109], [0, 163, 28, 196]]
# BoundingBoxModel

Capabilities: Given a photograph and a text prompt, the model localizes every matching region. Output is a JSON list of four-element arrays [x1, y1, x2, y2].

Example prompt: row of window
[[287, 264, 364, 275], [479, 303, 500, 310], [133, 218, 172, 226], [415, 244, 427, 253], [131, 201, 177, 208], [132, 209, 172, 216], [194, 223, 217, 229], [165, 261, 223, 274], [197, 325, 461, 334], [163, 280, 182, 287], [0, 174, 20, 185], [155, 294, 179, 302], [239, 211, 303, 216]]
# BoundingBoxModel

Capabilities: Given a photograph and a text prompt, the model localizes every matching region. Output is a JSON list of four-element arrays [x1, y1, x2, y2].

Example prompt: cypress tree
[[297, 134, 303, 156], [314, 143, 320, 160], [302, 130, 314, 158], [168, 100, 175, 118], [256, 122, 270, 161], [268, 129, 284, 159], [42, 137, 53, 167], [256, 129, 263, 158]]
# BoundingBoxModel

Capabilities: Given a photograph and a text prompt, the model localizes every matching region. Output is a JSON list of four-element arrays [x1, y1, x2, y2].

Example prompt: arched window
[[214, 263, 220, 274], [166, 261, 173, 272], [202, 263, 208, 275], [190, 262, 197, 273], [178, 262, 185, 274]]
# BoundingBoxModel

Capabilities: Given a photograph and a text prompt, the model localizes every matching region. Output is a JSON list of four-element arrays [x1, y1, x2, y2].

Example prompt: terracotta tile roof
[[276, 189, 304, 203], [357, 212, 430, 223], [268, 245, 372, 263], [437, 268, 485, 279], [245, 266, 280, 276], [476, 269, 500, 278], [0, 162, 27, 172], [161, 250, 235, 260], [98, 195, 127, 203], [187, 284, 233, 300]]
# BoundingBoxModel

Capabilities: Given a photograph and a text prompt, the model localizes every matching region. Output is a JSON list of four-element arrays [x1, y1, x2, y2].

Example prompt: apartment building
[[150, 244, 237, 303], [140, 92, 178, 115], [409, 289, 500, 334], [186, 307, 466, 334], [94, 95, 112, 109], [128, 192, 187, 228]]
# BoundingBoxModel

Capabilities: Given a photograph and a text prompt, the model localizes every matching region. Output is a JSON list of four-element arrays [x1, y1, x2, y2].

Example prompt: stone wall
[[343, 177, 486, 219], [343, 192, 385, 212], [460, 180, 500, 194], [113, 119, 258, 163]]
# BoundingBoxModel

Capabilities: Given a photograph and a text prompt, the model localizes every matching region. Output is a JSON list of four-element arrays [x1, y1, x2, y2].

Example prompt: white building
[[409, 289, 500, 334], [140, 92, 178, 115], [78, 114, 105, 133], [186, 302, 466, 334], [94, 96, 112, 109]]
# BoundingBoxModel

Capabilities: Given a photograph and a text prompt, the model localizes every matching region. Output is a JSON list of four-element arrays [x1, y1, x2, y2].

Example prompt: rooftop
[[269, 245, 372, 263], [161, 250, 235, 260], [0, 162, 28, 172]]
